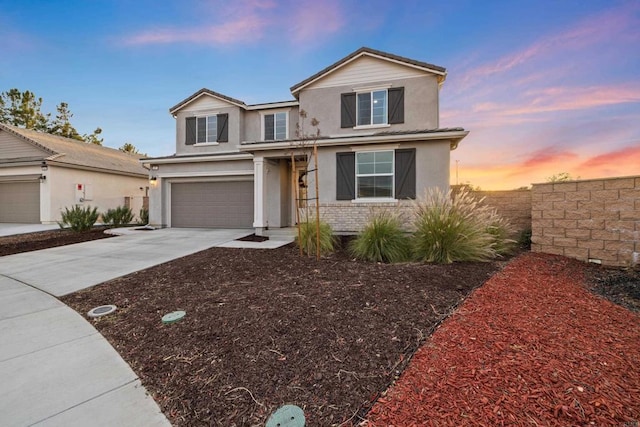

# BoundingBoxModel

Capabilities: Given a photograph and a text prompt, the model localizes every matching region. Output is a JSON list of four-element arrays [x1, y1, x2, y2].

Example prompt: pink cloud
[[577, 144, 640, 172], [125, 15, 266, 45], [467, 84, 640, 117], [455, 2, 640, 91], [121, 0, 345, 47], [288, 0, 345, 44]]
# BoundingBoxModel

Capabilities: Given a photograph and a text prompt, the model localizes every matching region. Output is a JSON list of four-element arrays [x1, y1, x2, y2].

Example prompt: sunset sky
[[1, 0, 638, 190]]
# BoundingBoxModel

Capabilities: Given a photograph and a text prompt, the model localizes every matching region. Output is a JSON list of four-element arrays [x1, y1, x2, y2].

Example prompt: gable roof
[[290, 47, 447, 95], [0, 123, 148, 177], [169, 88, 247, 114]]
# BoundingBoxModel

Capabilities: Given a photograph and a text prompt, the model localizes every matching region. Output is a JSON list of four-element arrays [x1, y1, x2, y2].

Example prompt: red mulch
[[364, 252, 640, 426]]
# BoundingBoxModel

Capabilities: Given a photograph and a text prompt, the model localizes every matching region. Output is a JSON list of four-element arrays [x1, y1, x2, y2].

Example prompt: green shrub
[[412, 187, 514, 264], [349, 211, 411, 263], [102, 206, 135, 227], [518, 228, 532, 249], [138, 208, 149, 225], [296, 220, 336, 256], [58, 205, 99, 232]]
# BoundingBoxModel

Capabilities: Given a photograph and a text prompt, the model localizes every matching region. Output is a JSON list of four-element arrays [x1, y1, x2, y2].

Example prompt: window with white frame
[[264, 112, 287, 140], [196, 115, 217, 143], [357, 90, 387, 126], [356, 150, 394, 198]]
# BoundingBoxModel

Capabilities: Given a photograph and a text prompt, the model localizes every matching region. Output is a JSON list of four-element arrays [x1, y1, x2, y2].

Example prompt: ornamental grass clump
[[102, 206, 135, 227], [296, 220, 337, 256], [58, 205, 99, 232], [350, 211, 411, 263], [412, 187, 513, 264]]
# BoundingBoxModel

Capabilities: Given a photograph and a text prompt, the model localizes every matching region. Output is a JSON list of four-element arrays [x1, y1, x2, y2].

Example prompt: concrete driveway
[[0, 228, 264, 427]]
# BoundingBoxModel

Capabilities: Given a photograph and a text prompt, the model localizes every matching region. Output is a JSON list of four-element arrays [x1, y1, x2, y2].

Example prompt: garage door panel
[[0, 182, 40, 223], [171, 181, 253, 228]]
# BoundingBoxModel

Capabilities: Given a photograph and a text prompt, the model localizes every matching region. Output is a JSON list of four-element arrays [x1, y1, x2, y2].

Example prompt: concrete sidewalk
[[0, 228, 289, 427], [0, 223, 59, 237]]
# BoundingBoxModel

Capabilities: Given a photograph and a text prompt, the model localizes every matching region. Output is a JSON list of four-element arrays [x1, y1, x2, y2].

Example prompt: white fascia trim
[[141, 153, 253, 165], [169, 92, 245, 115], [158, 170, 254, 179], [246, 101, 299, 110], [292, 52, 447, 95], [351, 143, 400, 151], [239, 130, 469, 151]]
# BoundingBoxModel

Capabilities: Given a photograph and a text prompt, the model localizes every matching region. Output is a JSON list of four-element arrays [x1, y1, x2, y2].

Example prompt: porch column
[[253, 156, 267, 231]]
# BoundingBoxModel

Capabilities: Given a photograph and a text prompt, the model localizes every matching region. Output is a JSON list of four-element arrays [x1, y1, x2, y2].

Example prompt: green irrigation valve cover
[[162, 310, 186, 324], [266, 405, 305, 427]]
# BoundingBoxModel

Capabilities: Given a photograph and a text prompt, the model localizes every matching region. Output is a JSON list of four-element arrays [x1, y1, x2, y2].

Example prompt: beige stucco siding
[[147, 158, 255, 228], [175, 105, 243, 155], [302, 140, 450, 204], [298, 75, 440, 138], [45, 167, 148, 223]]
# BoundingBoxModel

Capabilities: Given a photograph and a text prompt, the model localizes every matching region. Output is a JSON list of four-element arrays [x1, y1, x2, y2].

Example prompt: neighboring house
[[0, 123, 149, 223], [142, 47, 468, 233]]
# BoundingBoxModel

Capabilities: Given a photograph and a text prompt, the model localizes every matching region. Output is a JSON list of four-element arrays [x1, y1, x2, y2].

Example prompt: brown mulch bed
[[61, 244, 500, 426], [0, 227, 114, 256], [365, 252, 640, 426]]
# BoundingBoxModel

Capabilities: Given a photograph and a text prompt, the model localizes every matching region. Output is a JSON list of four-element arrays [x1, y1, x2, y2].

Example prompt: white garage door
[[171, 181, 254, 228], [0, 181, 41, 223]]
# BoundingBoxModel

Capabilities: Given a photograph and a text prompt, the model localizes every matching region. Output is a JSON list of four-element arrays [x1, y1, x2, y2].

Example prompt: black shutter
[[217, 113, 228, 142], [340, 93, 356, 128], [185, 117, 196, 145], [388, 87, 405, 124], [395, 148, 416, 199], [264, 114, 274, 140], [336, 152, 355, 200]]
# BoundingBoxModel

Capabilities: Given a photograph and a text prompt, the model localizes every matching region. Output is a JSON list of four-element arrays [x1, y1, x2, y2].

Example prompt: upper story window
[[357, 90, 387, 126], [356, 150, 394, 198], [264, 112, 288, 141], [341, 87, 404, 129], [185, 113, 229, 145], [197, 116, 217, 143]]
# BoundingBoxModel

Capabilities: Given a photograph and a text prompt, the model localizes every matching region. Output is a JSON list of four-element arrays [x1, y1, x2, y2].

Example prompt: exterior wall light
[[41, 161, 48, 171], [150, 176, 157, 182]]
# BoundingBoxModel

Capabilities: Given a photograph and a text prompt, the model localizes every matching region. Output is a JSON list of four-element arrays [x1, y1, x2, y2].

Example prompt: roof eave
[[239, 130, 469, 152], [290, 47, 448, 96]]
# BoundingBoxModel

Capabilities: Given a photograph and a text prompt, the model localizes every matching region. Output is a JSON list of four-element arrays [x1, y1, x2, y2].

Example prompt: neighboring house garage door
[[171, 181, 254, 228], [0, 181, 40, 223]]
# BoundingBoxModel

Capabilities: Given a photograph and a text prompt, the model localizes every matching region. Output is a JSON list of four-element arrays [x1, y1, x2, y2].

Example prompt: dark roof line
[[240, 127, 465, 145], [290, 47, 447, 94], [169, 88, 247, 114]]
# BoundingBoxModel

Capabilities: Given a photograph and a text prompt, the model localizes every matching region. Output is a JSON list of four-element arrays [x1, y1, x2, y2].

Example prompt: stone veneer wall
[[531, 176, 640, 268], [315, 189, 532, 235], [314, 201, 415, 233]]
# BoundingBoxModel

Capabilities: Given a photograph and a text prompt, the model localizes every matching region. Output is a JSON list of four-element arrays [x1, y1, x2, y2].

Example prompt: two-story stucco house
[[142, 47, 468, 233]]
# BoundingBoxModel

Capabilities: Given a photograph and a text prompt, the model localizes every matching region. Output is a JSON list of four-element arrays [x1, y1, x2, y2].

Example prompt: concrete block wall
[[475, 190, 532, 236], [531, 176, 640, 267]]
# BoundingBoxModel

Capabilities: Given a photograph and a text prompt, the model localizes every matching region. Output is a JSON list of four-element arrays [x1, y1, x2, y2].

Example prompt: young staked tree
[[291, 109, 323, 259], [0, 88, 50, 131]]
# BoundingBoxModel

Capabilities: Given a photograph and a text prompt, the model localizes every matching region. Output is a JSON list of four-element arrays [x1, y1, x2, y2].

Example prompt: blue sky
[[1, 0, 638, 189]]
